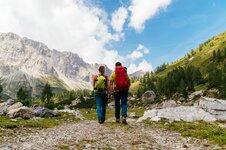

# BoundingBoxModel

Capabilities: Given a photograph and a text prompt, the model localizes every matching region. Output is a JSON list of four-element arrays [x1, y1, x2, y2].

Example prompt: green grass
[[57, 144, 70, 150], [0, 113, 80, 129], [79, 139, 97, 143], [194, 84, 208, 91], [80, 108, 145, 121], [145, 120, 226, 146], [0, 112, 81, 141]]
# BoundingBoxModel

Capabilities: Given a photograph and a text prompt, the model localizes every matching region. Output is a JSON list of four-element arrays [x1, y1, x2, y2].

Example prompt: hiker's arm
[[109, 73, 114, 94], [109, 80, 113, 94], [105, 76, 109, 94], [92, 75, 97, 90], [109, 80, 114, 100]]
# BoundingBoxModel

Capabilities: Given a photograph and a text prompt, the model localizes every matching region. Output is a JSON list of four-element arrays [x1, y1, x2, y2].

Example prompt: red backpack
[[114, 66, 130, 92]]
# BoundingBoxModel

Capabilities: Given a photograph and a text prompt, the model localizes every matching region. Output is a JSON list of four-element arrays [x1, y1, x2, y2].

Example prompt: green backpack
[[94, 75, 107, 93]]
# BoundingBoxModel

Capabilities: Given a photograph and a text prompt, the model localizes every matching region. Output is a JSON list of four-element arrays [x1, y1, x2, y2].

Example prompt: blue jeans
[[94, 92, 107, 122], [114, 91, 128, 119]]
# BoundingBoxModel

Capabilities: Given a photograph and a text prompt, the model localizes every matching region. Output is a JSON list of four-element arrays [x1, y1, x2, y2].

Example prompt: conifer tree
[[213, 50, 216, 62], [224, 47, 226, 58], [41, 83, 54, 109], [192, 68, 203, 85], [179, 79, 187, 98], [216, 50, 221, 62], [17, 87, 28, 101]]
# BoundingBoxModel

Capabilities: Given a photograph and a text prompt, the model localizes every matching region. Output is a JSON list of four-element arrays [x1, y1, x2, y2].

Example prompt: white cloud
[[0, 0, 155, 73], [111, 7, 128, 33], [127, 60, 153, 74], [136, 44, 150, 54], [0, 0, 122, 69], [127, 44, 150, 60], [127, 51, 143, 60], [102, 50, 125, 70], [129, 0, 172, 32]]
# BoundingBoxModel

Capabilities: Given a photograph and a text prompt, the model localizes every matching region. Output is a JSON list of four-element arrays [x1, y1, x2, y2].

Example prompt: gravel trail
[[0, 119, 220, 150]]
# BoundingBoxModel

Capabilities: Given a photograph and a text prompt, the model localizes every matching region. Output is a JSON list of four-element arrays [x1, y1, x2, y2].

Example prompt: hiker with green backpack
[[110, 62, 130, 124], [93, 65, 108, 124]]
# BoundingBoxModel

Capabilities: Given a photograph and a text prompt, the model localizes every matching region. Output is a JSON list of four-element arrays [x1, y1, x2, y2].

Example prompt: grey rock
[[6, 102, 23, 113], [0, 99, 14, 115], [7, 106, 34, 119], [70, 99, 81, 106], [58, 109, 85, 120], [177, 97, 185, 102], [107, 101, 115, 109], [188, 90, 204, 100], [137, 106, 216, 122], [128, 97, 136, 101], [141, 90, 156, 104], [33, 106, 59, 118], [64, 105, 70, 109], [129, 112, 139, 118], [198, 97, 226, 120], [162, 100, 178, 108]]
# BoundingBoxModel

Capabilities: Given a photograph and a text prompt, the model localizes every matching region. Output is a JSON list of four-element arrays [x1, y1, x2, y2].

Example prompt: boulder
[[0, 99, 14, 115], [33, 106, 59, 118], [58, 109, 85, 120], [137, 106, 216, 122], [128, 97, 136, 101], [188, 90, 204, 100], [107, 101, 115, 109], [129, 112, 139, 118], [141, 90, 156, 104], [64, 105, 70, 109], [197, 97, 226, 120], [7, 102, 23, 113], [71, 99, 81, 106], [162, 100, 178, 108], [7, 106, 34, 119]]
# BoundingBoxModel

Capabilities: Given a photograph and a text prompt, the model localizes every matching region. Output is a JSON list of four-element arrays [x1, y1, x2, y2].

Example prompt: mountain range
[[0, 32, 113, 99]]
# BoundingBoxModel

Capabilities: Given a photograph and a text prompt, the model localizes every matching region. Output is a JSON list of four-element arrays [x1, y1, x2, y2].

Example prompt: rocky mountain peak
[[0, 32, 112, 99]]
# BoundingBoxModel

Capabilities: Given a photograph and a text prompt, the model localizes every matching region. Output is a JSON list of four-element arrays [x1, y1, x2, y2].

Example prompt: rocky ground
[[0, 118, 220, 150]]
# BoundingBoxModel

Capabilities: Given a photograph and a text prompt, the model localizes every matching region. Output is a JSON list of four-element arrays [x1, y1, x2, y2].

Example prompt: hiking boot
[[98, 120, 104, 124], [122, 117, 127, 125], [116, 118, 120, 123]]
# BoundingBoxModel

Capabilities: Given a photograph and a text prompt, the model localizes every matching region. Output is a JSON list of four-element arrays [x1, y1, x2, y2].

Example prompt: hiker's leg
[[95, 93, 102, 121], [121, 91, 128, 118], [102, 94, 107, 122], [114, 92, 120, 120]]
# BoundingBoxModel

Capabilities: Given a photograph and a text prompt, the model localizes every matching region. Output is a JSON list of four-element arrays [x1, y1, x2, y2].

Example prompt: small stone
[[183, 144, 188, 148], [129, 112, 139, 118], [203, 143, 211, 147], [85, 143, 91, 148], [86, 111, 90, 114], [10, 119, 17, 122]]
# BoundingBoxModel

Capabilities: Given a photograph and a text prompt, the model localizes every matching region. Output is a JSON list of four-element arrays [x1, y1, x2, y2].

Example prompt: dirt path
[[0, 119, 220, 150]]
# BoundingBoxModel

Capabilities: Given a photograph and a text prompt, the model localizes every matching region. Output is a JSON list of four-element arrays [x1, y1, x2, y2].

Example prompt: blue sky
[[0, 0, 225, 73], [99, 0, 226, 68]]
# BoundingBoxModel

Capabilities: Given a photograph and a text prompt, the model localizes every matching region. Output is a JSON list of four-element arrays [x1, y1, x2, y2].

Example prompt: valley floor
[[0, 118, 221, 150]]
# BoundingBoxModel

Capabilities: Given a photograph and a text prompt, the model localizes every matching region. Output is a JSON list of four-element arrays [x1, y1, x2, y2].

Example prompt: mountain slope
[[0, 32, 111, 99], [156, 31, 226, 78]]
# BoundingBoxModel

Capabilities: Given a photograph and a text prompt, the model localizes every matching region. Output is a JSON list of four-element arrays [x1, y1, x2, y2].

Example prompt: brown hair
[[99, 65, 105, 74]]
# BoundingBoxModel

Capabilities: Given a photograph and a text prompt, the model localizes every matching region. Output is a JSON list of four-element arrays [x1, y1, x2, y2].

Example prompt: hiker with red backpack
[[93, 65, 108, 124], [110, 62, 130, 124]]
